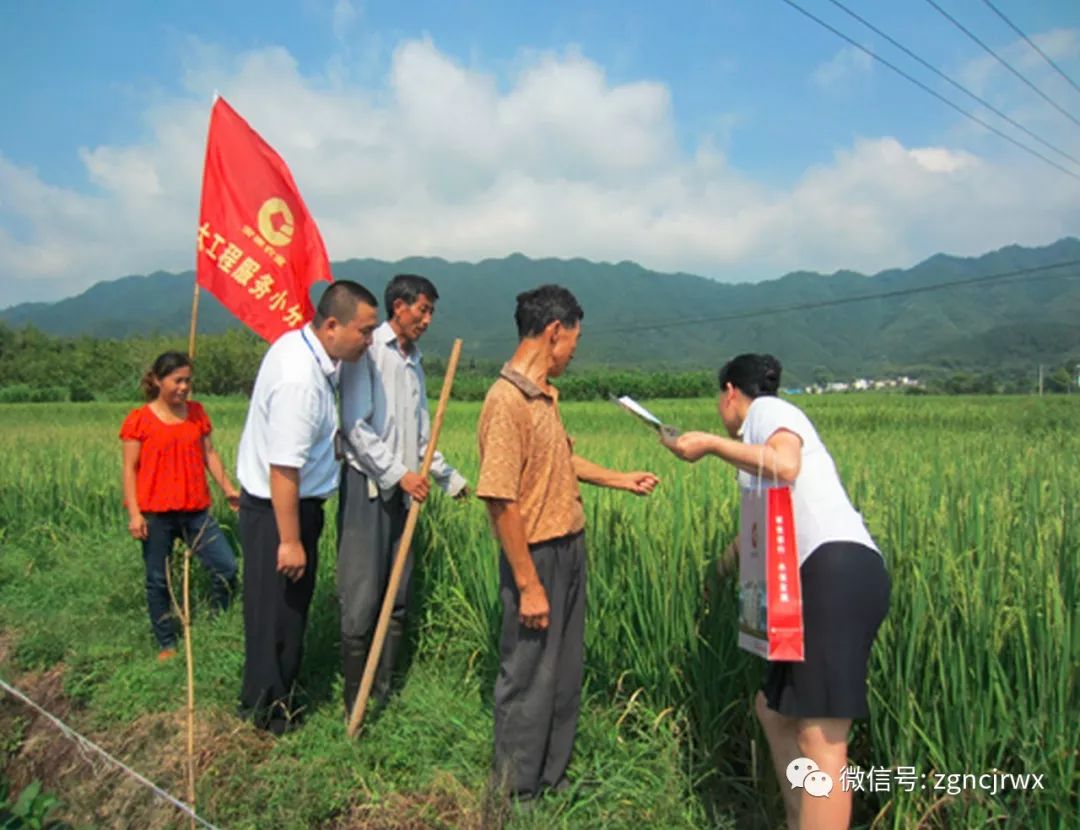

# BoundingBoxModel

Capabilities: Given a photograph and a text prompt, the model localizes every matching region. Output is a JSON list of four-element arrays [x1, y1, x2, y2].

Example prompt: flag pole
[[187, 282, 201, 358], [347, 338, 464, 738], [189, 91, 218, 361]]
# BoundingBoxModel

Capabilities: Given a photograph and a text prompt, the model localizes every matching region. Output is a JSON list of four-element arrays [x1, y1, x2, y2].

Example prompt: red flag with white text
[[196, 96, 331, 342]]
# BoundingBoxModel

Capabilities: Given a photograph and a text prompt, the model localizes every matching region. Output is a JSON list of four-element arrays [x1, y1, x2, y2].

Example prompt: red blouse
[[120, 401, 213, 513]]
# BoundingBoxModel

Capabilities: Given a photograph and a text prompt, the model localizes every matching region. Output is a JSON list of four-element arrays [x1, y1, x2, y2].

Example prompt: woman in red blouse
[[120, 352, 239, 660]]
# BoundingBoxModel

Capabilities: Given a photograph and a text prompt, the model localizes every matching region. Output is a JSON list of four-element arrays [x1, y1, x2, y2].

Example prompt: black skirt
[[762, 541, 890, 720]]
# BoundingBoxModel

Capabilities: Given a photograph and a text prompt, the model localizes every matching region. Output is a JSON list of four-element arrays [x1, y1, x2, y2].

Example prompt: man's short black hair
[[385, 274, 439, 317], [514, 284, 584, 339], [314, 280, 378, 327]]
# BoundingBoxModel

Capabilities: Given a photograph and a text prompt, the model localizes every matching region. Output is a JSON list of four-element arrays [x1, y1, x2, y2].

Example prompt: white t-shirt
[[738, 396, 878, 565], [237, 325, 341, 500]]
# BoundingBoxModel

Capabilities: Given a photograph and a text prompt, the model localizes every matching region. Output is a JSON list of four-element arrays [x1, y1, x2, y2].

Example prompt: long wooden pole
[[189, 92, 217, 361], [346, 338, 463, 738], [182, 548, 196, 830], [166, 540, 198, 829], [187, 282, 201, 358]]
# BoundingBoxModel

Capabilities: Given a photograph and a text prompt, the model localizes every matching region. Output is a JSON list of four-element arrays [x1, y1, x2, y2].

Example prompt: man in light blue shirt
[[337, 273, 468, 712]]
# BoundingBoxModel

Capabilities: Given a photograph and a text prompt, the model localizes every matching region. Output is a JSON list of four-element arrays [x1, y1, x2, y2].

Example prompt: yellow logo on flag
[[257, 198, 295, 247]]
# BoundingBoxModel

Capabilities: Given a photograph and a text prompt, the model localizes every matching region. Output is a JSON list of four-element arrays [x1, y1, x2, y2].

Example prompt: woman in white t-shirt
[[663, 353, 890, 830]]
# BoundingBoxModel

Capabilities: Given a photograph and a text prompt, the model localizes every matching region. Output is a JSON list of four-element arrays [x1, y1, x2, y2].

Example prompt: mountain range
[[3, 238, 1078, 380]]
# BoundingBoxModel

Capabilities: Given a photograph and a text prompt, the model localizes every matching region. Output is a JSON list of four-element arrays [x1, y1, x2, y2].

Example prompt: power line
[[0, 677, 222, 830], [924, 0, 1080, 129], [980, 0, 1080, 97], [826, 0, 1080, 168], [468, 258, 1080, 345], [587, 258, 1080, 336], [776, 0, 1080, 181]]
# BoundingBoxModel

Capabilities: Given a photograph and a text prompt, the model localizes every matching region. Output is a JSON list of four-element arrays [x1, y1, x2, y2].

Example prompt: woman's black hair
[[718, 353, 782, 399], [141, 351, 192, 401]]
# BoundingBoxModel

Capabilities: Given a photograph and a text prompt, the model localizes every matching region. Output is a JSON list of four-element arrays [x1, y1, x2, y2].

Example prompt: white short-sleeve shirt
[[237, 325, 341, 500], [738, 396, 878, 564]]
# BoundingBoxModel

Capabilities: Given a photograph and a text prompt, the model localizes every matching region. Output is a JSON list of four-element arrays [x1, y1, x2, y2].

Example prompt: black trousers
[[493, 531, 586, 798], [238, 490, 324, 732]]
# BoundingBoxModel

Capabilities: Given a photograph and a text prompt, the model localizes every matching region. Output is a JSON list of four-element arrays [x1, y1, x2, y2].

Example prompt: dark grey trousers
[[493, 531, 586, 798], [336, 465, 410, 709]]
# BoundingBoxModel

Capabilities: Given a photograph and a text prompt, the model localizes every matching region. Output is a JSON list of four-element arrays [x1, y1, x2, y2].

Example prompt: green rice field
[[0, 394, 1077, 829]]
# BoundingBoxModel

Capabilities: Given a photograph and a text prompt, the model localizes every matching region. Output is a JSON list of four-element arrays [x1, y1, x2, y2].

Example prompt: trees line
[[0, 323, 1072, 402], [0, 323, 719, 403]]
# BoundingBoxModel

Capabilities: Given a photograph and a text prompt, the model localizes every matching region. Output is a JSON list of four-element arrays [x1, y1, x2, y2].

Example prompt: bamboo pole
[[182, 547, 196, 830], [167, 525, 204, 828], [346, 338, 464, 738], [188, 282, 201, 358]]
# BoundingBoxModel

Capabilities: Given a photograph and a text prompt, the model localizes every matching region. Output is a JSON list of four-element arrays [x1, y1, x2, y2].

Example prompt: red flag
[[195, 96, 331, 342]]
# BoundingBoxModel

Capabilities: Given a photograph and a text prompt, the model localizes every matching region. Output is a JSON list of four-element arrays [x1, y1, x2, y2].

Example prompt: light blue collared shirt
[[339, 321, 466, 499]]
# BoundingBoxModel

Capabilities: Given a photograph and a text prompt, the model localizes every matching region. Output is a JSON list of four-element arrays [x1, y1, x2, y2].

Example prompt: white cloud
[[959, 27, 1080, 97], [1, 37, 1078, 308], [908, 146, 974, 174], [810, 46, 873, 92], [953, 27, 1080, 146], [331, 0, 359, 42]]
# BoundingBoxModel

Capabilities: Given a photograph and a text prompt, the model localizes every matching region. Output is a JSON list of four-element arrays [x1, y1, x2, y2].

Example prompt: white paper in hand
[[614, 395, 663, 430]]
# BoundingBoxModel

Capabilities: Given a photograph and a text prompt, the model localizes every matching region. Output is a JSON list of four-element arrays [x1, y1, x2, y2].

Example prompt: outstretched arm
[[572, 454, 659, 495], [662, 429, 802, 483]]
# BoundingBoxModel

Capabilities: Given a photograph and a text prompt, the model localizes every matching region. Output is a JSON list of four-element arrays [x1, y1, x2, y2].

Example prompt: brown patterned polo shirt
[[476, 364, 585, 545]]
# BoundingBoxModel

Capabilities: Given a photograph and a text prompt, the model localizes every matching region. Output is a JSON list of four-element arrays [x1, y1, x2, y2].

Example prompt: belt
[[240, 489, 327, 508]]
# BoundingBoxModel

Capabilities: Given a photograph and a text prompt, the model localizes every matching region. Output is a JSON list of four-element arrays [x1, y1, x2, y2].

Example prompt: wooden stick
[[166, 540, 198, 829], [187, 282, 201, 358], [346, 338, 463, 738], [182, 547, 196, 830]]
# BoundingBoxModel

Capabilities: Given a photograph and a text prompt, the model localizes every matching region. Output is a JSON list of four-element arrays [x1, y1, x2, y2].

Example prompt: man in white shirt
[[337, 274, 468, 712], [236, 280, 379, 735]]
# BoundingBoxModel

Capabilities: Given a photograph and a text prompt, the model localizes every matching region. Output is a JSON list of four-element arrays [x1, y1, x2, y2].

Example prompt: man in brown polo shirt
[[477, 284, 659, 800]]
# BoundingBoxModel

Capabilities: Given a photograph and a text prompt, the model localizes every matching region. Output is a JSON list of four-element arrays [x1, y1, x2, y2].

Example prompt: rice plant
[[0, 394, 1075, 828]]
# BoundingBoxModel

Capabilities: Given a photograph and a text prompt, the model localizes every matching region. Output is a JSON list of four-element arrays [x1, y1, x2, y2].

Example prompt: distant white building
[[805, 375, 922, 394]]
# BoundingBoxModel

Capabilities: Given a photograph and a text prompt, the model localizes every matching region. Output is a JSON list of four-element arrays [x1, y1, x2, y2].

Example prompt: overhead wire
[[924, 0, 1080, 129], [825, 0, 1080, 168], [980, 0, 1080, 97], [776, 0, 1080, 181], [466, 258, 1080, 346], [463, 4, 1080, 349]]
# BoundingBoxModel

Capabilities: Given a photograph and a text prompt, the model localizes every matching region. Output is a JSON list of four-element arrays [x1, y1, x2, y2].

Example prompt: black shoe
[[239, 702, 304, 736], [341, 636, 370, 715], [264, 716, 302, 736], [547, 776, 572, 795], [487, 770, 538, 804], [373, 619, 405, 704]]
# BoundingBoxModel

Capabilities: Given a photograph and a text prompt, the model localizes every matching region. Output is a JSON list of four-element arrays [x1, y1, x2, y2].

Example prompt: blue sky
[[1, 0, 1078, 307]]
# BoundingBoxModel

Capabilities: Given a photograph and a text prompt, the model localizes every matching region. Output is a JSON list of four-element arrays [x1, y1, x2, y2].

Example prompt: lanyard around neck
[[300, 328, 338, 394]]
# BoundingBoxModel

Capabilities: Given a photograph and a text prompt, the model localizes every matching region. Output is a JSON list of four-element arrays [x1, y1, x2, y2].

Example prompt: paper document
[[613, 395, 664, 430]]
